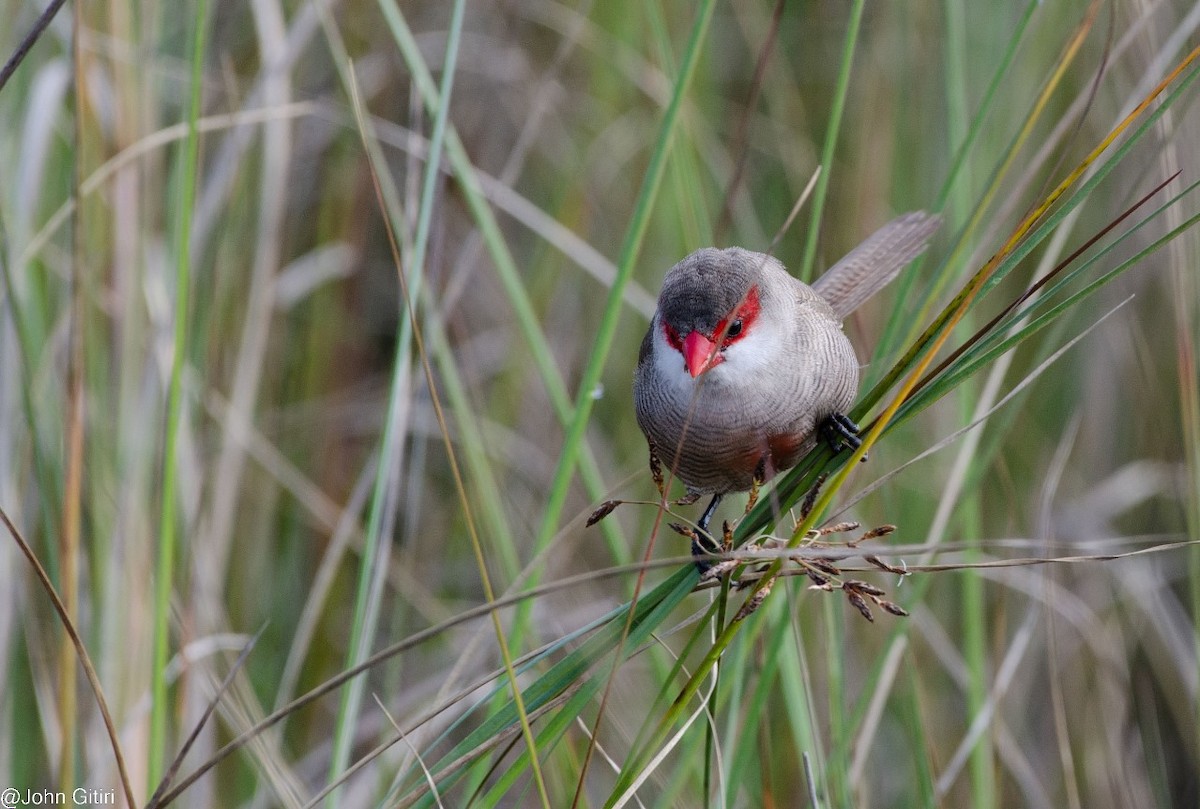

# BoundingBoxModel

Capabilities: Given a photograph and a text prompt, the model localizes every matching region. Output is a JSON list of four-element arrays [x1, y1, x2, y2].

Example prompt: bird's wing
[[811, 211, 941, 319]]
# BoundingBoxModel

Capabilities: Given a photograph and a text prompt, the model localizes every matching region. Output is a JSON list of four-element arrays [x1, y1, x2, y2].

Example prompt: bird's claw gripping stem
[[819, 412, 867, 460], [690, 493, 725, 574]]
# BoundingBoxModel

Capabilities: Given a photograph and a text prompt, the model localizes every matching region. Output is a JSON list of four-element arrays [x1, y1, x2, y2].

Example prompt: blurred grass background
[[1, 0, 1199, 806]]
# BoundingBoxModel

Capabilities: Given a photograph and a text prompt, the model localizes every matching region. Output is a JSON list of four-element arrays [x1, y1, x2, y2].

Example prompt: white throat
[[651, 312, 789, 394]]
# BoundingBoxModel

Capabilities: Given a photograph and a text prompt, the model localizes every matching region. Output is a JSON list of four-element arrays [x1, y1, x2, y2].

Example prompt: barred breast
[[633, 277, 858, 495]]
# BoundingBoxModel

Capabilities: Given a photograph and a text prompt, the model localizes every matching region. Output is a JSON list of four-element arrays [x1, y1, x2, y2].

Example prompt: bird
[[633, 211, 940, 566]]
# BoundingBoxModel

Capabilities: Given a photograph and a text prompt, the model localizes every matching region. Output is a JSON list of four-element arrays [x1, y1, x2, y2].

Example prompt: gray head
[[657, 247, 777, 336], [654, 247, 781, 378]]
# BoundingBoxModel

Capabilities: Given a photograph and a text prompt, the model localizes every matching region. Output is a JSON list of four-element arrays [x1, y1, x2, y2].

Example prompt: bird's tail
[[812, 211, 941, 319]]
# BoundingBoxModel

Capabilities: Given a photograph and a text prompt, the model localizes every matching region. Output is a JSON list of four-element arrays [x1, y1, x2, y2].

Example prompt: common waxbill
[[633, 211, 940, 560]]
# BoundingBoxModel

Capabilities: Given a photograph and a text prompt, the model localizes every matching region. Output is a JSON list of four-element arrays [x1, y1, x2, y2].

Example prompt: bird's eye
[[726, 320, 743, 339]]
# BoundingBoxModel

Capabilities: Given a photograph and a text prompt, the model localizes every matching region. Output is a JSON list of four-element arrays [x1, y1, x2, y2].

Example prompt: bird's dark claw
[[691, 534, 722, 574], [820, 412, 866, 459]]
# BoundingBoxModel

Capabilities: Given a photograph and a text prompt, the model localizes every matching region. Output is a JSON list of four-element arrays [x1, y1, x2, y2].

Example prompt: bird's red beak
[[682, 331, 720, 377]]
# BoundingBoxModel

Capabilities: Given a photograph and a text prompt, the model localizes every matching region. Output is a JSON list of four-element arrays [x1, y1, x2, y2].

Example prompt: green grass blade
[[395, 568, 697, 807], [379, 0, 634, 575], [149, 0, 208, 787], [328, 3, 550, 806], [798, 0, 866, 283], [532, 0, 718, 570]]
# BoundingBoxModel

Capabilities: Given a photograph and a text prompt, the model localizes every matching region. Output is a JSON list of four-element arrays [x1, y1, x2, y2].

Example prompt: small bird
[[633, 211, 940, 563]]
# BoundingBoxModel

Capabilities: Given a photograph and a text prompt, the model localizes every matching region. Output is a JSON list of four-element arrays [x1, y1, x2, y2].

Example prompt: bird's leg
[[690, 493, 724, 572], [819, 412, 867, 460], [699, 518, 754, 584], [701, 463, 769, 583], [697, 493, 722, 534]]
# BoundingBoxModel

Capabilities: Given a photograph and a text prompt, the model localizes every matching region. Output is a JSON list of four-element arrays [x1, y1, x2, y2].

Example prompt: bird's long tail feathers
[[812, 211, 941, 319]]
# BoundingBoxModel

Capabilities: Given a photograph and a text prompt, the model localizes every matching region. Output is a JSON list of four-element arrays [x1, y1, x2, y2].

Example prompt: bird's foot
[[697, 520, 742, 583], [691, 536, 721, 576], [819, 412, 867, 461], [699, 473, 766, 581], [688, 494, 725, 575]]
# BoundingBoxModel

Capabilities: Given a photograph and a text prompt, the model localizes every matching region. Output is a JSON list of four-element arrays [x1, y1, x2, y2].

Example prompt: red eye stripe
[[660, 285, 760, 351], [663, 321, 684, 352], [715, 285, 761, 347]]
